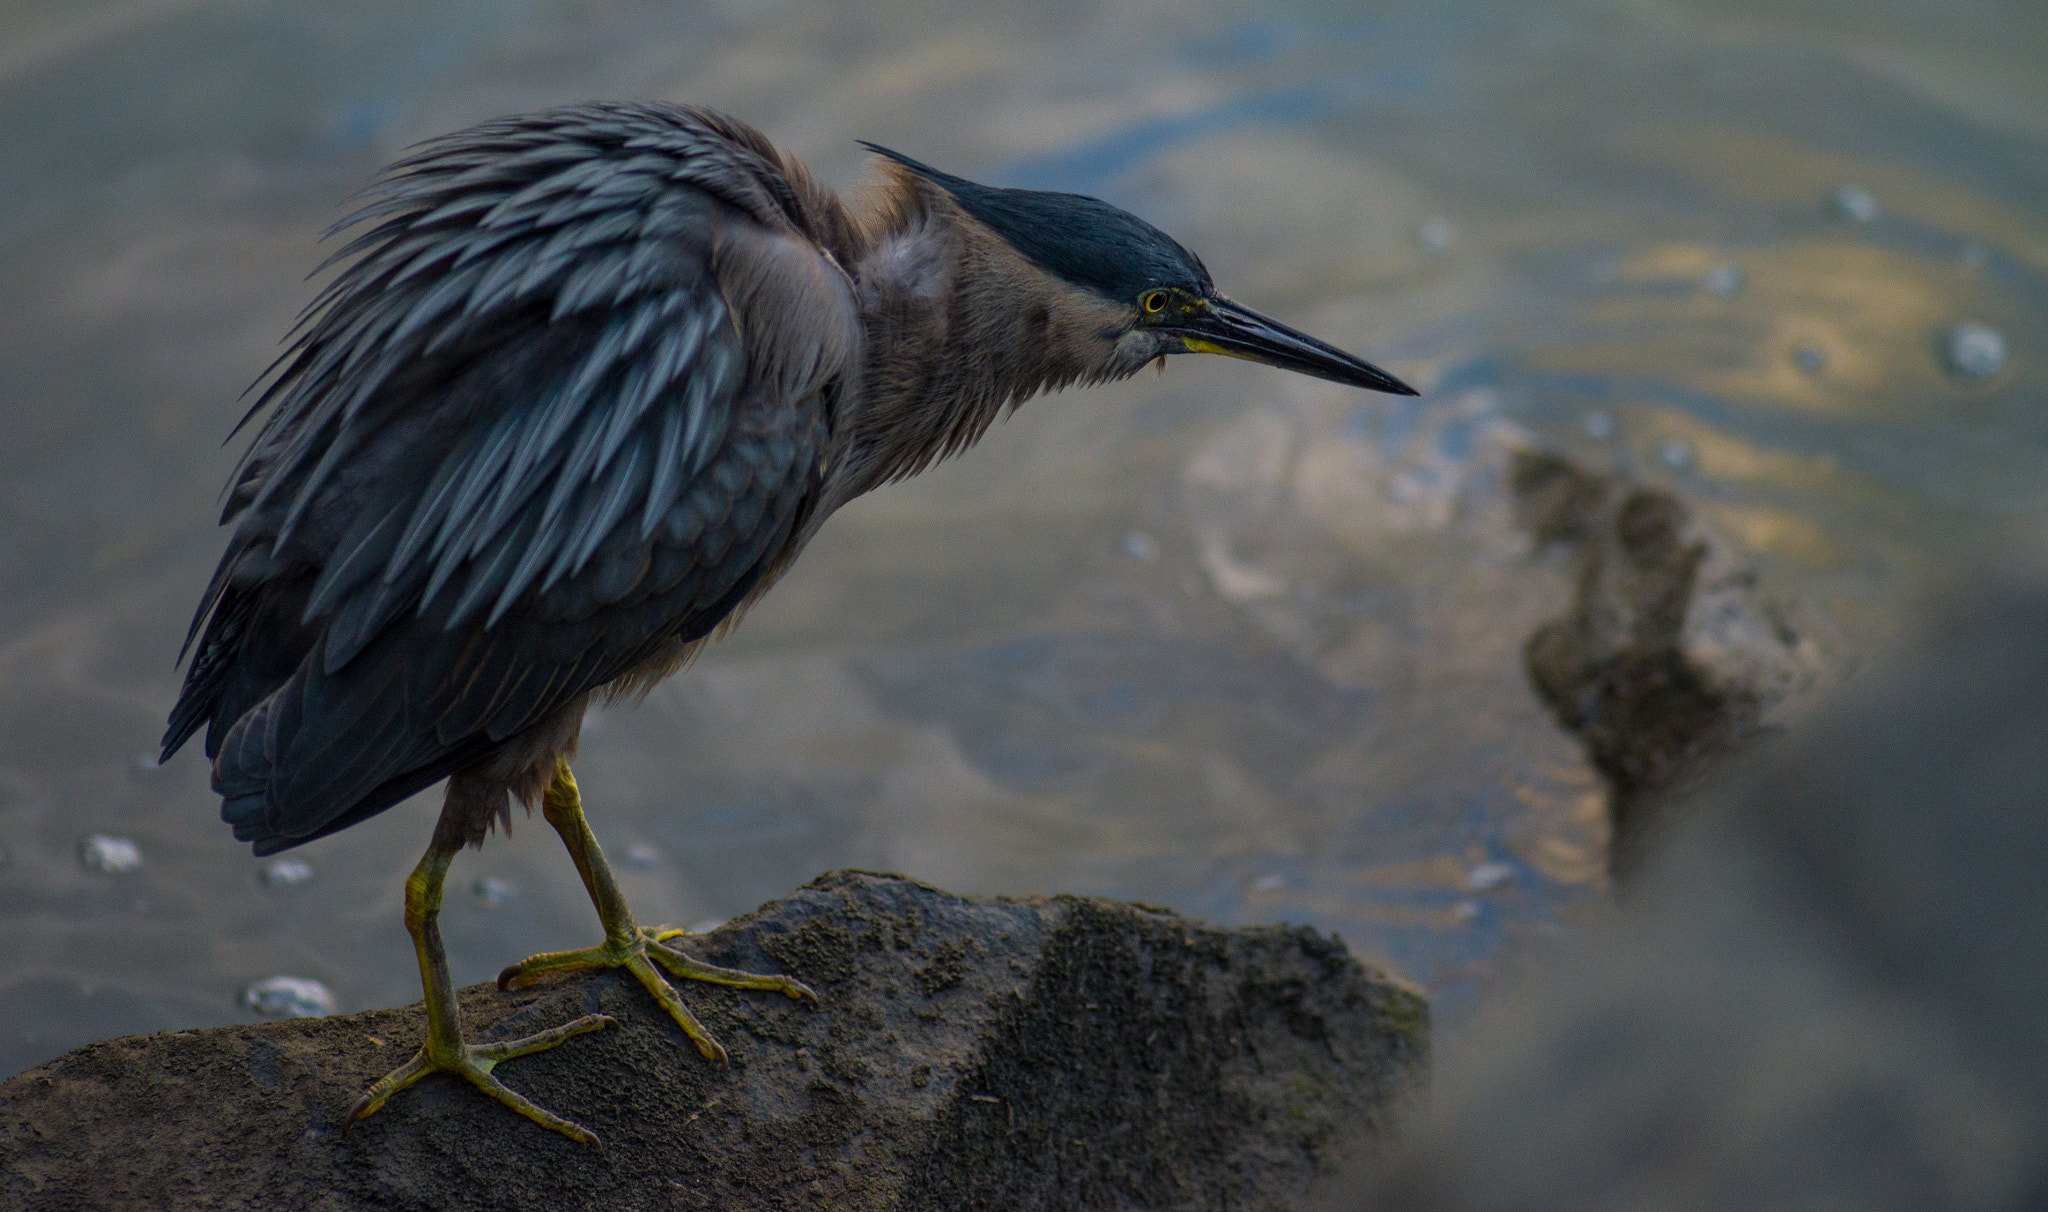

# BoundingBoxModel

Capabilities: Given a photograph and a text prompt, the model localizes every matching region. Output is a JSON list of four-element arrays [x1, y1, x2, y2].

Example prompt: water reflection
[[0, 0, 2040, 1075]]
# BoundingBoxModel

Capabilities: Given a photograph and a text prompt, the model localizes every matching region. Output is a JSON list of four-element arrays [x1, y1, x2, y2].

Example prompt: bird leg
[[345, 801, 618, 1145], [497, 758, 818, 1065]]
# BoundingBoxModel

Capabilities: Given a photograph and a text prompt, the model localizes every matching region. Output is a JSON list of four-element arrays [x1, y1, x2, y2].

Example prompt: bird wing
[[164, 104, 859, 851]]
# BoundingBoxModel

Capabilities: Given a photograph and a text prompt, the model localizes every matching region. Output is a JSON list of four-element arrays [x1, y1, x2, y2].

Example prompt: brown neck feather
[[831, 166, 1132, 501]]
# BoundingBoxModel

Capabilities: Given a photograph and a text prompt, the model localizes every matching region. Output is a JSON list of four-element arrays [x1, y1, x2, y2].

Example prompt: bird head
[[860, 143, 1418, 398]]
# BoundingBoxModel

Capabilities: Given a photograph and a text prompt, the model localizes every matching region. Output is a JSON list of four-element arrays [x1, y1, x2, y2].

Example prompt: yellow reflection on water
[[1507, 772, 1609, 888], [1701, 503, 1845, 571], [1642, 126, 2048, 271], [1559, 241, 1980, 415]]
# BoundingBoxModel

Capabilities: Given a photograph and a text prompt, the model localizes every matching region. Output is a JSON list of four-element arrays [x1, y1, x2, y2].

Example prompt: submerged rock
[[0, 871, 1425, 1211]]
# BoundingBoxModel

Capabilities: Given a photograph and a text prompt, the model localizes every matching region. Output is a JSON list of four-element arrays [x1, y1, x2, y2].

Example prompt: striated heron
[[162, 102, 1417, 1145]]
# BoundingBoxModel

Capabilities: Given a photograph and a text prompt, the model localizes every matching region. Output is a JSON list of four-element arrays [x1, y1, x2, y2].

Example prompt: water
[[1, 0, 2042, 1077]]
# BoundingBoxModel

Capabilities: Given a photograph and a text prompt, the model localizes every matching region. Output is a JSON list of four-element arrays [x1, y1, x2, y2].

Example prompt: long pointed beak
[[1167, 296, 1418, 396]]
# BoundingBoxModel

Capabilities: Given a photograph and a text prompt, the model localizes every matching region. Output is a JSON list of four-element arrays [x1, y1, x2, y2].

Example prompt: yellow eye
[[1141, 290, 1167, 314]]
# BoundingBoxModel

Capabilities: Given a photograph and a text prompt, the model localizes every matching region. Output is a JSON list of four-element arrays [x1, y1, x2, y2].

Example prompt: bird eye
[[1141, 290, 1167, 314]]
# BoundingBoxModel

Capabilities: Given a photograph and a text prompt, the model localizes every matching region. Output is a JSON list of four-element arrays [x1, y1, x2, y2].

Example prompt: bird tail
[[210, 661, 490, 856], [211, 676, 303, 854]]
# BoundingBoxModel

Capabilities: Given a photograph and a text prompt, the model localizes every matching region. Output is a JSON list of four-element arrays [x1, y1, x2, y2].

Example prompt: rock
[[0, 871, 1425, 1211], [1511, 452, 1822, 876], [1324, 577, 2048, 1211]]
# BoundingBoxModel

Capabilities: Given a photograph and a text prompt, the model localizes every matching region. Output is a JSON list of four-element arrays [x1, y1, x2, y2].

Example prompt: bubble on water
[[686, 918, 727, 936], [1658, 439, 1696, 471], [1793, 345, 1827, 375], [1827, 184, 1878, 223], [1466, 862, 1516, 891], [625, 842, 661, 869], [1581, 411, 1615, 441], [260, 858, 313, 887], [132, 753, 161, 773], [473, 876, 515, 906], [243, 976, 334, 1019], [1250, 872, 1286, 893], [1942, 321, 2007, 381], [1701, 264, 1744, 296], [1452, 899, 1482, 922], [1122, 531, 1159, 561], [80, 835, 141, 874], [1419, 217, 1453, 255]]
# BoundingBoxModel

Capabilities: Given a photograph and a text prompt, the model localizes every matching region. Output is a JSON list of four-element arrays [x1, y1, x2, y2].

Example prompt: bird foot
[[344, 1012, 618, 1145], [497, 926, 817, 1065]]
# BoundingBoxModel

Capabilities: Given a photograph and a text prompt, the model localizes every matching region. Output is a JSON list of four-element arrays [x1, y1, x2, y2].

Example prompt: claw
[[507, 759, 821, 1067], [645, 935, 821, 1006], [346, 1013, 618, 1145], [496, 925, 813, 1063]]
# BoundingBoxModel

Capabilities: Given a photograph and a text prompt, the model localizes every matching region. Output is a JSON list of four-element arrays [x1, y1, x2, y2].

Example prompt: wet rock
[[1327, 579, 2048, 1211], [0, 872, 1426, 1212], [1511, 451, 1822, 876], [78, 834, 141, 874], [1942, 320, 2007, 380], [242, 977, 335, 1020]]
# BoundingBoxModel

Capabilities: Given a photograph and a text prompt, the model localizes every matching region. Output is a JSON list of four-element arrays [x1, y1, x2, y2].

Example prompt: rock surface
[[0, 871, 1425, 1211], [1326, 578, 2048, 1211], [1512, 451, 1823, 876]]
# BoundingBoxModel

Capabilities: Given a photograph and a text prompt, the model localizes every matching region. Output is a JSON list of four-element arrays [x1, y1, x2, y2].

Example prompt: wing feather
[[172, 103, 859, 850]]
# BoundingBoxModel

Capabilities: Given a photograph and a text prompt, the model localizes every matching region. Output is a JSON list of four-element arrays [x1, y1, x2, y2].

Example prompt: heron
[[162, 102, 1416, 1146]]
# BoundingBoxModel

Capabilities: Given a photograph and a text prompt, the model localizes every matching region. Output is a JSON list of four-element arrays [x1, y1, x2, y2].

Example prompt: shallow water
[[0, 0, 2042, 1077]]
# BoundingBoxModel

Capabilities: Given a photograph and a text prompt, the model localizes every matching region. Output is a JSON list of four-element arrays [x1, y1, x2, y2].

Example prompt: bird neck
[[834, 172, 1130, 500]]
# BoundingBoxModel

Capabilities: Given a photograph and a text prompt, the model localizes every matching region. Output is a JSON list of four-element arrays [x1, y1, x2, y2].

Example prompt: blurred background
[[0, 0, 2041, 1078]]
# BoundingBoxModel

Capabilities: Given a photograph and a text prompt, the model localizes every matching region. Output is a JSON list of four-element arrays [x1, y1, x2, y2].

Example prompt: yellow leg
[[346, 803, 617, 1145], [497, 759, 817, 1065]]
